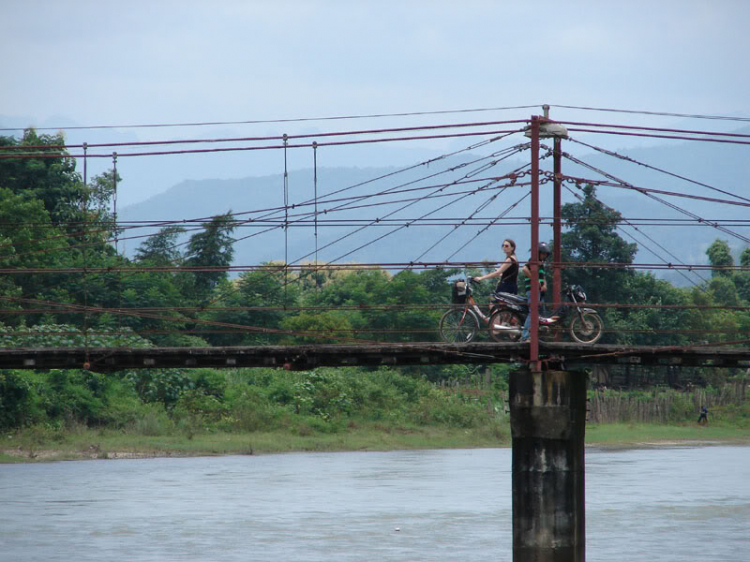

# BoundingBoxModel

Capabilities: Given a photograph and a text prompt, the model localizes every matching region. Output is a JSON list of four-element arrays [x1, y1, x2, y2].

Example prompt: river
[[1, 445, 748, 561]]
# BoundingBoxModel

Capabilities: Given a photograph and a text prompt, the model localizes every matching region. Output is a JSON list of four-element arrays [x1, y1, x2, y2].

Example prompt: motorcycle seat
[[492, 292, 527, 304]]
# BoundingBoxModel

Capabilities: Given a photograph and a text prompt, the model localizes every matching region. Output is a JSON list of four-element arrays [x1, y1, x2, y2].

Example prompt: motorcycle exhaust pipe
[[492, 325, 522, 334]]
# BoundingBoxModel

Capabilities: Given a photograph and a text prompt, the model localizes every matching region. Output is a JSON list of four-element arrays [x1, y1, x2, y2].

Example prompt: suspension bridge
[[1, 104, 749, 373], [3, 103, 750, 562]]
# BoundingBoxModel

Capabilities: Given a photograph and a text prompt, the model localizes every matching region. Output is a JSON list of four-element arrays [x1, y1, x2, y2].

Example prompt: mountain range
[[115, 128, 750, 288]]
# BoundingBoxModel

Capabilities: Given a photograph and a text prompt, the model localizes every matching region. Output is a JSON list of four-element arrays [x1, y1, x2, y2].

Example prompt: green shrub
[[172, 389, 228, 428], [0, 371, 40, 429], [122, 369, 193, 408], [410, 390, 485, 428], [129, 403, 174, 436], [225, 387, 279, 432], [192, 369, 226, 398], [38, 370, 108, 427]]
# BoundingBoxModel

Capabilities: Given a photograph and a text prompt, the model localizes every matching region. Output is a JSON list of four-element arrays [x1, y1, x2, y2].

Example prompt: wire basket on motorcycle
[[451, 274, 482, 304], [452, 278, 468, 304]]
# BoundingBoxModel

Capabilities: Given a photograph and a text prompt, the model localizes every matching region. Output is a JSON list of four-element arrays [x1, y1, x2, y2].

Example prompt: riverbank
[[2, 422, 748, 463]]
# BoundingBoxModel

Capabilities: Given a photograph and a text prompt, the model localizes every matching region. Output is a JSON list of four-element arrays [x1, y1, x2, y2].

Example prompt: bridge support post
[[510, 368, 586, 562]]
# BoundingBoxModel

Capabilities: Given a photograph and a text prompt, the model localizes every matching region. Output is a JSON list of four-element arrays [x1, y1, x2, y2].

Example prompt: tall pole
[[553, 136, 563, 312], [529, 115, 541, 371]]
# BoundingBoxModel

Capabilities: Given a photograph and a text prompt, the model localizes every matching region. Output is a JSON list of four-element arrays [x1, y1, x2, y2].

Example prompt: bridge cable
[[289, 146, 528, 265], [113, 152, 124, 340], [413, 163, 533, 263], [445, 191, 531, 262], [158, 134, 524, 315], [82, 143, 90, 367], [568, 137, 750, 204], [549, 104, 750, 124], [561, 182, 707, 289], [229, 135, 524, 251], [543, 143, 710, 287], [313, 141, 319, 296], [559, 150, 750, 245], [283, 134, 289, 310]]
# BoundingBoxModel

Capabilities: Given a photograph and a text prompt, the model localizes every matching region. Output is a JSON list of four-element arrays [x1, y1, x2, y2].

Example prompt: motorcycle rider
[[520, 242, 550, 342], [471, 239, 519, 294]]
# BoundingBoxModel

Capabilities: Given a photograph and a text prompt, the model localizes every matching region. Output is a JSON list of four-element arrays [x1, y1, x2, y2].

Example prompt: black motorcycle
[[487, 285, 603, 344]]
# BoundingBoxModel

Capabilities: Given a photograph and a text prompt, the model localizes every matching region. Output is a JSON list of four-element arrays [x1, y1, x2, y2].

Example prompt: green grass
[[4, 419, 750, 463], [585, 423, 750, 446], [0, 421, 511, 463]]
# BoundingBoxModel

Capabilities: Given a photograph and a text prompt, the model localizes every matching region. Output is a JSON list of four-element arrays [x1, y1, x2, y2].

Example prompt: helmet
[[538, 242, 550, 255]]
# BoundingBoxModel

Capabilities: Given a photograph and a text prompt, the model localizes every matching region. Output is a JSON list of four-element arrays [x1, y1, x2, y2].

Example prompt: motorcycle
[[487, 284, 604, 344]]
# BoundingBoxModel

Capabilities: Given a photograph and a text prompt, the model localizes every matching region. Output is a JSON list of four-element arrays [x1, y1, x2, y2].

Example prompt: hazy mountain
[[4, 112, 746, 287], [112, 128, 750, 286]]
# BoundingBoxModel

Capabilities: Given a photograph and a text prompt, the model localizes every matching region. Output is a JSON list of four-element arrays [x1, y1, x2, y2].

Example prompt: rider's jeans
[[521, 293, 544, 340]]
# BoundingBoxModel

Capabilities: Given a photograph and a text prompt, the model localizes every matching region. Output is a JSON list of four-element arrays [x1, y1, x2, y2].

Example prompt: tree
[[740, 247, 750, 269], [706, 239, 733, 277], [560, 184, 637, 305], [0, 130, 84, 225], [184, 212, 236, 299], [135, 225, 186, 266], [0, 187, 70, 321], [203, 264, 299, 346], [736, 247, 750, 303]]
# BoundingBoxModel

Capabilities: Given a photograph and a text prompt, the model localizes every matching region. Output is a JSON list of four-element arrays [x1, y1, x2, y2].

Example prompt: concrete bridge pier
[[510, 368, 587, 562]]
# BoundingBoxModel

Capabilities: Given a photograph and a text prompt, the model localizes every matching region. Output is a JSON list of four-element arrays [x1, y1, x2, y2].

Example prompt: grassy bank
[[3, 420, 749, 464], [585, 423, 750, 447], [0, 422, 510, 463], [2, 366, 748, 463]]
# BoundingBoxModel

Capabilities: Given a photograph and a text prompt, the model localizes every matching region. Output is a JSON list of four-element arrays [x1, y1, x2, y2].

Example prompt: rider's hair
[[503, 239, 516, 252]]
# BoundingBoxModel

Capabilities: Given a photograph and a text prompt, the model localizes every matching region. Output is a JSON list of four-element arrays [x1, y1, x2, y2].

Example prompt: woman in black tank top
[[472, 239, 519, 294]]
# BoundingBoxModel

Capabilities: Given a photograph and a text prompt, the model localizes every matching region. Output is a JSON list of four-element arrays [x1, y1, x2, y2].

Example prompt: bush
[[193, 369, 227, 399], [410, 390, 485, 428], [0, 371, 40, 429], [225, 386, 280, 432], [122, 369, 193, 408], [38, 370, 108, 427], [128, 403, 174, 436], [172, 389, 228, 430]]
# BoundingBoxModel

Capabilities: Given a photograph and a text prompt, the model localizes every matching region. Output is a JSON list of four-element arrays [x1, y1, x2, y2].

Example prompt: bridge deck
[[2, 342, 749, 371]]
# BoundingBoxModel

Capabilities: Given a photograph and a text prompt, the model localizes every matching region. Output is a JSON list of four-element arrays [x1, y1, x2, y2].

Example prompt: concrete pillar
[[510, 369, 587, 562]]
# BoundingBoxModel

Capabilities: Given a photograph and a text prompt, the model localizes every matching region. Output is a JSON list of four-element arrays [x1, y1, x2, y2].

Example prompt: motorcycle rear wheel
[[488, 310, 523, 342], [569, 312, 603, 344]]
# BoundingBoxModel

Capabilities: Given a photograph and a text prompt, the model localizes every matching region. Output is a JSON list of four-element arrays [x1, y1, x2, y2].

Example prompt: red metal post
[[529, 116, 540, 371], [553, 137, 563, 312]]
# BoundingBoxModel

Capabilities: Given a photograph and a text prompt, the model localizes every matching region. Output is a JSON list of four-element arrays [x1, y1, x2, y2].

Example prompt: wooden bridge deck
[[2, 342, 749, 371]]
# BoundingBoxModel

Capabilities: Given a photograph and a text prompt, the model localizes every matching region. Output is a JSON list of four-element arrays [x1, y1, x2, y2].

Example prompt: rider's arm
[[474, 265, 502, 282], [477, 257, 514, 282]]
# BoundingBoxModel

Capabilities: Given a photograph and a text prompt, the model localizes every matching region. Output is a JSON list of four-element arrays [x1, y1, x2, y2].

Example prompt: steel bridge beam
[[0, 343, 748, 371]]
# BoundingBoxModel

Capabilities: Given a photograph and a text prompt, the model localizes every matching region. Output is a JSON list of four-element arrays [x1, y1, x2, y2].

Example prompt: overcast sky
[[3, 0, 749, 125], [2, 0, 750, 205]]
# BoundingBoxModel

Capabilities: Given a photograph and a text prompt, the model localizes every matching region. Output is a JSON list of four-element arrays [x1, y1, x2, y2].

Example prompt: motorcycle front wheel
[[569, 312, 603, 344], [488, 310, 523, 342], [439, 308, 480, 343]]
